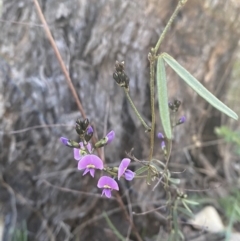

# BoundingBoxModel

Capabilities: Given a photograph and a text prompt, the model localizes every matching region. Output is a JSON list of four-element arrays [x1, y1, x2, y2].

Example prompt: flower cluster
[[60, 118, 135, 198]]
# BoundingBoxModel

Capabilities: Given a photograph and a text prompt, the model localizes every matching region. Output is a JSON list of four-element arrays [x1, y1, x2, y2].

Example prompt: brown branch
[[32, 0, 86, 118], [32, 0, 102, 156]]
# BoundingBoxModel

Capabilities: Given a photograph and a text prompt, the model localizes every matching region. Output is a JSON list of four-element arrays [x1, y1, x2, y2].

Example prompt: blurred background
[[0, 0, 240, 240]]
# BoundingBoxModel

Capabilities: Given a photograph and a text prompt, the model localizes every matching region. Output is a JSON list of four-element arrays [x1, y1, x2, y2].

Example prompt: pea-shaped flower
[[74, 142, 92, 161], [97, 176, 119, 198], [78, 154, 103, 177], [118, 158, 135, 181]]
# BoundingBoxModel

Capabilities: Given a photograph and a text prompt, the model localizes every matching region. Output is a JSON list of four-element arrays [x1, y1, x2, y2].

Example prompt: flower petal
[[124, 169, 135, 181], [86, 143, 92, 153], [89, 168, 95, 177], [60, 137, 69, 146], [78, 155, 103, 170], [86, 126, 94, 135], [82, 168, 89, 176], [157, 132, 164, 140], [106, 131, 115, 144], [73, 148, 82, 161], [118, 158, 131, 180], [103, 189, 112, 198], [97, 176, 119, 190]]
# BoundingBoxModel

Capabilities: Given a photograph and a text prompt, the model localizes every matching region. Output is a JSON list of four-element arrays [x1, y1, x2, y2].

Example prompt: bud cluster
[[75, 118, 93, 142], [113, 61, 129, 90], [168, 99, 186, 126]]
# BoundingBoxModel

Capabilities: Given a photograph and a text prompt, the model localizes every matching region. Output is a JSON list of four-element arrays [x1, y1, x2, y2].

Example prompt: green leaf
[[169, 178, 181, 184], [103, 212, 126, 241], [184, 199, 199, 206], [177, 206, 195, 219], [135, 165, 149, 175], [181, 200, 193, 214], [162, 53, 238, 120], [156, 57, 172, 139]]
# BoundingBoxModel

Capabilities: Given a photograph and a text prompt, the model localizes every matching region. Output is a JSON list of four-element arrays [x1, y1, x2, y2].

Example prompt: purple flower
[[118, 158, 135, 181], [94, 130, 115, 148], [97, 176, 119, 198], [78, 154, 103, 177], [60, 137, 69, 146], [177, 116, 186, 125], [106, 130, 115, 144], [161, 141, 166, 150], [73, 142, 92, 161], [157, 132, 164, 140], [60, 137, 80, 148]]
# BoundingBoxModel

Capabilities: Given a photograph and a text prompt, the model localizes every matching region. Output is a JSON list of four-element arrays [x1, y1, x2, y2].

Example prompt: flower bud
[[81, 118, 89, 130], [94, 131, 115, 148], [84, 126, 94, 142], [60, 137, 80, 148], [157, 132, 164, 140], [106, 130, 115, 144], [177, 116, 186, 125]]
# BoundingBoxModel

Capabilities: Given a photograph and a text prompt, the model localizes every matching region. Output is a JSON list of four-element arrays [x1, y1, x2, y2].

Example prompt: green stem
[[154, 1, 185, 54], [149, 56, 156, 162], [124, 88, 151, 131]]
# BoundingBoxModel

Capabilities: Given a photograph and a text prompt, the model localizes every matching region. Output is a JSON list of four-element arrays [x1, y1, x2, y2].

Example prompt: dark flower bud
[[113, 60, 129, 90], [113, 71, 129, 89], [115, 60, 125, 72], [174, 99, 181, 109], [84, 126, 94, 142], [168, 101, 175, 111], [81, 118, 89, 130], [75, 123, 84, 135]]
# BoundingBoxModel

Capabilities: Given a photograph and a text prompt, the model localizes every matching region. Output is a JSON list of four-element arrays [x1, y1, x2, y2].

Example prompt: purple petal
[[157, 132, 164, 140], [82, 168, 89, 176], [89, 169, 95, 177], [86, 143, 92, 152], [78, 155, 103, 170], [79, 142, 84, 149], [178, 116, 186, 124], [124, 169, 135, 181], [60, 137, 69, 146], [118, 158, 131, 180], [86, 126, 94, 135], [102, 189, 112, 198], [79, 142, 92, 153], [106, 131, 115, 144], [97, 176, 119, 190], [161, 141, 166, 149], [73, 148, 82, 161]]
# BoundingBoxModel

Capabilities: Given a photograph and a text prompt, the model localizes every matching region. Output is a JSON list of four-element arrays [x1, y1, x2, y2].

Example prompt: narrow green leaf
[[157, 57, 172, 139], [162, 53, 238, 120], [103, 212, 126, 241], [181, 200, 193, 214], [177, 206, 195, 219], [169, 178, 181, 184], [184, 199, 199, 206], [135, 165, 149, 175]]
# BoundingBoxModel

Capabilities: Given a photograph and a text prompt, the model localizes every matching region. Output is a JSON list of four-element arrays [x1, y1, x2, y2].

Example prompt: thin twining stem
[[124, 88, 151, 131], [154, 1, 186, 55], [33, 0, 86, 118], [148, 54, 155, 162]]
